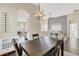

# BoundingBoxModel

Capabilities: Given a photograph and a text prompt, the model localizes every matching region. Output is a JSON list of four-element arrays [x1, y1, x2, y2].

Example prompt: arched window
[[40, 19, 48, 31], [17, 9, 30, 39], [17, 9, 29, 32]]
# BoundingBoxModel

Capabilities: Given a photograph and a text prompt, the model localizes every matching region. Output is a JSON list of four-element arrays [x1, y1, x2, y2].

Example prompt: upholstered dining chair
[[12, 39, 30, 56], [12, 39, 22, 56], [52, 40, 62, 56], [44, 40, 61, 56], [32, 34, 39, 40]]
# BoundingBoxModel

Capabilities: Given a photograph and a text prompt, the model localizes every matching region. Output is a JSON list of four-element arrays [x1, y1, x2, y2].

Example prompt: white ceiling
[[33, 3, 79, 18]]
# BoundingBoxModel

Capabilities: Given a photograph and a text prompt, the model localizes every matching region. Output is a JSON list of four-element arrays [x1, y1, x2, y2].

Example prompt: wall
[[0, 4, 17, 38], [67, 11, 79, 38], [48, 15, 67, 35], [0, 3, 40, 40]]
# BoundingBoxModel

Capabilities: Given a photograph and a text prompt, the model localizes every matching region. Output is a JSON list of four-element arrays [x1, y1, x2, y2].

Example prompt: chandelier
[[32, 3, 45, 20]]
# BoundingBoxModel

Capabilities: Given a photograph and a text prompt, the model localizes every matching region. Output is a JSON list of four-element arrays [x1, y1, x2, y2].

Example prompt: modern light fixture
[[32, 3, 45, 20]]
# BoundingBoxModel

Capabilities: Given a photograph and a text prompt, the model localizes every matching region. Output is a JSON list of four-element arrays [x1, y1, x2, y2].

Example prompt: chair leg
[[58, 51, 60, 56]]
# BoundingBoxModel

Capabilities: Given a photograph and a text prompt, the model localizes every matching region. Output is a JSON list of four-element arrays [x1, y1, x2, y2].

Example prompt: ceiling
[[33, 3, 79, 18]]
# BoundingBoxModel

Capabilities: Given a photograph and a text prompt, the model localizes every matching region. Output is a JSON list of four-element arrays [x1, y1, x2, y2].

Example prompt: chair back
[[32, 34, 39, 40], [12, 39, 22, 56], [53, 40, 61, 56]]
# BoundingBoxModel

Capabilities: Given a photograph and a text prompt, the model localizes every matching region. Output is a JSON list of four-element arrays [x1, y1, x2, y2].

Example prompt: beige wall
[[0, 4, 17, 38], [67, 11, 79, 38], [0, 4, 40, 40]]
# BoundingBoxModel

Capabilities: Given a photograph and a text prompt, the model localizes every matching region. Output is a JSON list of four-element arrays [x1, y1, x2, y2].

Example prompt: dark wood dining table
[[20, 37, 64, 56]]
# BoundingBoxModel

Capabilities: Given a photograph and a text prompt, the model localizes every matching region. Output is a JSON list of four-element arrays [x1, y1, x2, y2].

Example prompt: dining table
[[20, 37, 64, 56]]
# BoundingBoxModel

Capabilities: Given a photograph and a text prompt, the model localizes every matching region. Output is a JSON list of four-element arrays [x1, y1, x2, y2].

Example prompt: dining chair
[[20, 45, 30, 56], [24, 37, 28, 40], [55, 33, 58, 39], [32, 34, 39, 40], [23, 32, 28, 40], [52, 40, 61, 56], [44, 40, 61, 56], [12, 39, 22, 56]]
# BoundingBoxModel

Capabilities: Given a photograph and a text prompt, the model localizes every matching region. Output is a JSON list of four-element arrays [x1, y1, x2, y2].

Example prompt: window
[[52, 23, 61, 32], [40, 19, 48, 31], [70, 23, 78, 39], [17, 23, 28, 32], [17, 9, 29, 22], [17, 9, 30, 39], [17, 9, 29, 32]]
